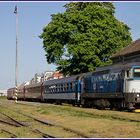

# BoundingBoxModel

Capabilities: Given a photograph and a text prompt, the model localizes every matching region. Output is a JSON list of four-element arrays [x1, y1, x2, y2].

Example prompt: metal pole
[[15, 6, 18, 87], [14, 5, 18, 103]]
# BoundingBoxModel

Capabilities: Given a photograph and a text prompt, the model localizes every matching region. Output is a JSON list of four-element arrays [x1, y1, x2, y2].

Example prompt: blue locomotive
[[81, 64, 140, 110]]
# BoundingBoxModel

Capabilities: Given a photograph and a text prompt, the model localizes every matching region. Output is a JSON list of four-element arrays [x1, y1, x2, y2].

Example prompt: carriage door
[[41, 82, 44, 101], [75, 80, 81, 103]]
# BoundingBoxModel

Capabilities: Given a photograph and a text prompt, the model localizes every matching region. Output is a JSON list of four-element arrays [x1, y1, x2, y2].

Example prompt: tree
[[40, 2, 132, 76]]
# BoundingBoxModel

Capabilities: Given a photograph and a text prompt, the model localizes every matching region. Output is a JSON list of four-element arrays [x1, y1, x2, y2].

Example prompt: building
[[41, 71, 54, 82], [29, 69, 64, 85], [52, 71, 63, 79], [30, 73, 42, 84], [29, 71, 56, 84], [47, 71, 64, 80], [112, 38, 140, 65], [0, 90, 7, 96]]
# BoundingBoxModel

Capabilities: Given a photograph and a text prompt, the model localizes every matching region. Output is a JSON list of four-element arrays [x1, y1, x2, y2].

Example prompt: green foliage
[[40, 2, 132, 75]]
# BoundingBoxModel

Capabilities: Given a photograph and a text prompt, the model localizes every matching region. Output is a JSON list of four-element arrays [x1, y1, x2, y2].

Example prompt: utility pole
[[14, 5, 18, 87], [14, 5, 18, 102]]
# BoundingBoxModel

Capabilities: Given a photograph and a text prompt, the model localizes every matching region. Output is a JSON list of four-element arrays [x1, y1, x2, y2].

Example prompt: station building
[[111, 38, 140, 65]]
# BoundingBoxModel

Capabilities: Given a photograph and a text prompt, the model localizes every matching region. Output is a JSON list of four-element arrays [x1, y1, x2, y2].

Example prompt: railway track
[[32, 129, 56, 138], [0, 118, 21, 127], [0, 112, 27, 126], [1, 129, 17, 138], [0, 111, 56, 138], [0, 103, 90, 138], [10, 110, 89, 138], [16, 111, 90, 138]]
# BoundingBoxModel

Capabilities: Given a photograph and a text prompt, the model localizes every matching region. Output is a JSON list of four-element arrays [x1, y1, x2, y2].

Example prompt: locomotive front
[[124, 66, 140, 112]]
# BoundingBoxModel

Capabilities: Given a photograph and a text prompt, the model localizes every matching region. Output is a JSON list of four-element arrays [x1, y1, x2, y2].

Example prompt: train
[[7, 62, 140, 111]]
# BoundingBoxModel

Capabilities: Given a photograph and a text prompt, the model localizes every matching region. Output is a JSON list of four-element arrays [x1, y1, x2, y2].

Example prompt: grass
[[24, 104, 140, 138], [34, 104, 140, 123], [1, 99, 140, 138], [0, 96, 7, 100], [15, 127, 41, 138]]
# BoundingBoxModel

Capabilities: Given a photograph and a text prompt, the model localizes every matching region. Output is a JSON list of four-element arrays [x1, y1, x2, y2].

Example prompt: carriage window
[[61, 84, 63, 91], [55, 85, 57, 92], [64, 83, 66, 92], [133, 68, 140, 78], [70, 83, 73, 91], [67, 83, 69, 91]]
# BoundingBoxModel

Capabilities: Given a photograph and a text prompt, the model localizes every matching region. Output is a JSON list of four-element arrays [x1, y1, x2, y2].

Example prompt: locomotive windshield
[[133, 68, 140, 78]]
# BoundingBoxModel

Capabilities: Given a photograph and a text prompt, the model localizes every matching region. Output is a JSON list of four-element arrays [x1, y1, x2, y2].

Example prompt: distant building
[[0, 90, 7, 96], [41, 71, 54, 82], [29, 70, 63, 84], [30, 73, 42, 84], [35, 73, 42, 83], [30, 77, 35, 84], [47, 71, 63, 80]]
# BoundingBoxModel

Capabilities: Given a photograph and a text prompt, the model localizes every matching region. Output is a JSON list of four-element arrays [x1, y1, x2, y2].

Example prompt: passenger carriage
[[7, 87, 16, 100], [17, 83, 26, 100], [24, 82, 43, 101], [43, 74, 83, 105]]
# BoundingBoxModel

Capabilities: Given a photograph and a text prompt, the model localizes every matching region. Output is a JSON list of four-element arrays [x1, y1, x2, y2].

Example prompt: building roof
[[112, 38, 140, 58], [52, 71, 63, 77]]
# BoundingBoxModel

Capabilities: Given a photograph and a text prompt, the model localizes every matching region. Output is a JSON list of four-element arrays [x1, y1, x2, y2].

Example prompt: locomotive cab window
[[133, 68, 140, 78]]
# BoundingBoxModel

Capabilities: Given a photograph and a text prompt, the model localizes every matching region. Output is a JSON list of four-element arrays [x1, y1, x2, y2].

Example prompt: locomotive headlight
[[137, 94, 140, 97]]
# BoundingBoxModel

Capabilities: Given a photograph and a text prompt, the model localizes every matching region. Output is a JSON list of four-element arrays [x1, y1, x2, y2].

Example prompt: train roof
[[18, 82, 26, 88], [83, 62, 140, 77], [44, 73, 84, 85], [44, 62, 140, 83], [96, 62, 140, 72], [7, 87, 16, 91], [25, 82, 42, 88]]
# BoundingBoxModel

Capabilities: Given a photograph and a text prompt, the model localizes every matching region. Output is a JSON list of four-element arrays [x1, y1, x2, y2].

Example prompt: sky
[[0, 2, 140, 90]]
